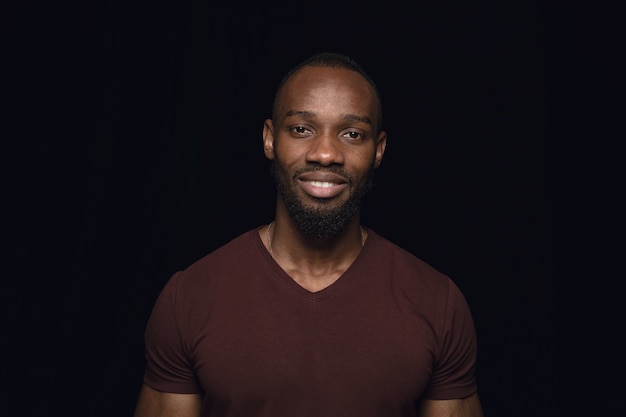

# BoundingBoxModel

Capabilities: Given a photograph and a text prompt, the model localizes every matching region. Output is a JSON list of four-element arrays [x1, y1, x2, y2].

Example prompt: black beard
[[269, 162, 375, 239]]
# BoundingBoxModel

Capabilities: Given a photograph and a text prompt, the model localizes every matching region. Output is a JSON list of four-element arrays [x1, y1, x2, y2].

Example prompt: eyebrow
[[340, 114, 373, 125], [285, 110, 372, 125], [286, 110, 316, 119]]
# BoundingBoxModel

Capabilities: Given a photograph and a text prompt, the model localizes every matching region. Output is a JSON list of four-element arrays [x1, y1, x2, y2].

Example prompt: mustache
[[291, 164, 354, 184]]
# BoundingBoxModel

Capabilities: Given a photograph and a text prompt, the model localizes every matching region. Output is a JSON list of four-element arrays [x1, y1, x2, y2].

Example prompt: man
[[134, 52, 484, 417]]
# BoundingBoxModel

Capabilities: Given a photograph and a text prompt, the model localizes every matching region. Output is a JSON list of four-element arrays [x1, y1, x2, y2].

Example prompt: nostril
[[306, 137, 344, 165]]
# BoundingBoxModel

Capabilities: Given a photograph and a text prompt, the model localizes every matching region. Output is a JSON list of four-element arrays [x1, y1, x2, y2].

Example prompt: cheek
[[351, 148, 378, 171], [271, 156, 298, 186], [273, 141, 300, 163], [353, 152, 378, 181]]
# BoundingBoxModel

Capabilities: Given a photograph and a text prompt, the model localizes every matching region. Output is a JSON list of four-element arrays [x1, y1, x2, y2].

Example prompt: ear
[[262, 119, 275, 160], [374, 131, 387, 168]]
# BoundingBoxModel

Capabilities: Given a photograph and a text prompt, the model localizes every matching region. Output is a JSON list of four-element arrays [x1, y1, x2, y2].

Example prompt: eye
[[290, 126, 312, 136], [342, 131, 364, 140]]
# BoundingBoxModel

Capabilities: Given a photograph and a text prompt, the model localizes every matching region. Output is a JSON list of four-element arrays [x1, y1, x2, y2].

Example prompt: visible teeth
[[310, 181, 334, 188]]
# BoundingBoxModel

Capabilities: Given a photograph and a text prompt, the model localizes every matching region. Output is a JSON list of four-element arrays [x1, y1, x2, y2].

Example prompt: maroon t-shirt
[[143, 228, 478, 416]]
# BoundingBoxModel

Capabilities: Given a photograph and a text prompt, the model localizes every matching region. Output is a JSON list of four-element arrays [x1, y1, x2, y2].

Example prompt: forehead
[[277, 66, 379, 123]]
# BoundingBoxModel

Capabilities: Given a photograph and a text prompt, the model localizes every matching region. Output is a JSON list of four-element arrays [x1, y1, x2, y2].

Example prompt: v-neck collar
[[252, 227, 373, 303]]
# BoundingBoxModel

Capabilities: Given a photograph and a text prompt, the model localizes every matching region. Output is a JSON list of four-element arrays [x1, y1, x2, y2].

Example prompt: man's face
[[263, 66, 386, 238]]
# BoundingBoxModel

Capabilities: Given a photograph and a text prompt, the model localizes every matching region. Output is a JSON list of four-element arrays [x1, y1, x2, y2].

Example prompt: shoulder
[[362, 229, 471, 320], [181, 228, 262, 277], [162, 228, 264, 299], [365, 229, 453, 290], [150, 228, 267, 332]]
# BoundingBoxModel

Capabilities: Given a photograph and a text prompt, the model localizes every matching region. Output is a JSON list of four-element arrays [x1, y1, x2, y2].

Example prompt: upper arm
[[417, 393, 484, 417], [133, 383, 201, 417]]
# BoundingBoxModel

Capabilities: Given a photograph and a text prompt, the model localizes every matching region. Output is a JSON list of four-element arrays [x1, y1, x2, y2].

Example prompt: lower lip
[[299, 180, 347, 199]]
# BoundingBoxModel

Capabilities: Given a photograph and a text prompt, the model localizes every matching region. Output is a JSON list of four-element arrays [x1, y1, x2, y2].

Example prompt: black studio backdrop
[[6, 1, 597, 416]]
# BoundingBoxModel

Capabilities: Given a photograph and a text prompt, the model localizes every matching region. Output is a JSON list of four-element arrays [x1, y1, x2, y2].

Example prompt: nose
[[305, 133, 345, 166]]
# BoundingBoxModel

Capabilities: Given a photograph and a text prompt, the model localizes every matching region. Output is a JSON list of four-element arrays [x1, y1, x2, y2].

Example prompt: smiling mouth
[[299, 179, 347, 199], [309, 181, 336, 188]]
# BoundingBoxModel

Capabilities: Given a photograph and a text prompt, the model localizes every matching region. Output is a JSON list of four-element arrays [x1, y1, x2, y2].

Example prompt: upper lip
[[298, 171, 348, 184]]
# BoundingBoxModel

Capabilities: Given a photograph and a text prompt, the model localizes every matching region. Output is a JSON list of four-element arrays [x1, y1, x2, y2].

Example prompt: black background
[[4, 0, 623, 416]]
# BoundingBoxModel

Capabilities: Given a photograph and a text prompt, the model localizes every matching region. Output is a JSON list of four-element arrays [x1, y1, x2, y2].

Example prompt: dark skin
[[261, 65, 386, 293], [133, 65, 484, 417]]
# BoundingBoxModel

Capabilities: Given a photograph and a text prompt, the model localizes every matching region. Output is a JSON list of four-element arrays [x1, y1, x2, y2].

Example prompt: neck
[[267, 220, 364, 258], [263, 217, 367, 292]]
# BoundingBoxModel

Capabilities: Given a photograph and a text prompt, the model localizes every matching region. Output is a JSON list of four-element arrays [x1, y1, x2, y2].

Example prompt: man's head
[[263, 52, 387, 239], [272, 53, 383, 133]]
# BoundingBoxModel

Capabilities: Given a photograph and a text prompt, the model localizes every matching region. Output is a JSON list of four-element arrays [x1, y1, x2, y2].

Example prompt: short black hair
[[272, 52, 383, 131]]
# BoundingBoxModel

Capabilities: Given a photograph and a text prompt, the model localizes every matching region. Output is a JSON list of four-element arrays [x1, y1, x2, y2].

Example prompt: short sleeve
[[423, 279, 478, 399], [142, 272, 202, 394]]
